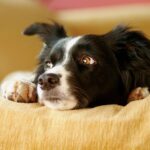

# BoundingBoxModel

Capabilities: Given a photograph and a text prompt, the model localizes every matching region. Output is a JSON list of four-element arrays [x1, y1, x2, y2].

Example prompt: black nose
[[38, 73, 60, 90]]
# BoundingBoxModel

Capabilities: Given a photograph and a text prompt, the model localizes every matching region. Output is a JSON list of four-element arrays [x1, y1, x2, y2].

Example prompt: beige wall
[[0, 2, 54, 80], [56, 5, 150, 36]]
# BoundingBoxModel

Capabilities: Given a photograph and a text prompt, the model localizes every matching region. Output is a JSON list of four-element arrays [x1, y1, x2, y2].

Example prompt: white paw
[[128, 87, 150, 102], [1, 80, 37, 103]]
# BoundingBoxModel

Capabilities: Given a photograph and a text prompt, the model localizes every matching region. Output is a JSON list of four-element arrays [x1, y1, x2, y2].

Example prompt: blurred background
[[0, 0, 150, 80]]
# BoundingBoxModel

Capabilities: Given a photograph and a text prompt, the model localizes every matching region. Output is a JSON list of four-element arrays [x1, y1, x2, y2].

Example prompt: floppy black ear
[[23, 22, 67, 84], [23, 22, 67, 45], [106, 25, 150, 70]]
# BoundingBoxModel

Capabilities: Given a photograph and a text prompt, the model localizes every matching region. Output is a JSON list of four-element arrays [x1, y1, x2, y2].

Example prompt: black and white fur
[[2, 23, 150, 110]]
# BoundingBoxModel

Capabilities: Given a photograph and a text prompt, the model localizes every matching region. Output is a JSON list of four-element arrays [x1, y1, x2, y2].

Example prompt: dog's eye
[[80, 55, 96, 65], [45, 61, 53, 69]]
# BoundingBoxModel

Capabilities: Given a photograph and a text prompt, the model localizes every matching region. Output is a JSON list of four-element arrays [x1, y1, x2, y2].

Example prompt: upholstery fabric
[[0, 96, 150, 149]]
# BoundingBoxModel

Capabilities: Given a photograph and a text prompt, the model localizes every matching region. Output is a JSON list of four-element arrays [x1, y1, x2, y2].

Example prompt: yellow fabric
[[0, 2, 55, 80], [0, 96, 150, 149]]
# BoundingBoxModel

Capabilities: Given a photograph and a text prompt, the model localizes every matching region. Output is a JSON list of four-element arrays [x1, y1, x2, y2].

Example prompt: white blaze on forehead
[[45, 36, 82, 74], [63, 36, 82, 65]]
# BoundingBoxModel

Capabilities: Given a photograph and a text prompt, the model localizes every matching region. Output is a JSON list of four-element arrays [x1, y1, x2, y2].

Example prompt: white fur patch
[[43, 98, 77, 110], [37, 83, 78, 110], [63, 36, 82, 65]]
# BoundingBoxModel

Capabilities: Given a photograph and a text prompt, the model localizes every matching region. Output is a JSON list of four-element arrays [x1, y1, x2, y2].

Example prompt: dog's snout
[[38, 73, 60, 90]]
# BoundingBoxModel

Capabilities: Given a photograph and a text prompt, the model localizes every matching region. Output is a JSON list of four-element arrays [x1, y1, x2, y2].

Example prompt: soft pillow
[[0, 95, 150, 149]]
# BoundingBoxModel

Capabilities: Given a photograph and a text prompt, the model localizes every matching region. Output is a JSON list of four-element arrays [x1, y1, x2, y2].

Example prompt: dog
[[1, 22, 150, 110]]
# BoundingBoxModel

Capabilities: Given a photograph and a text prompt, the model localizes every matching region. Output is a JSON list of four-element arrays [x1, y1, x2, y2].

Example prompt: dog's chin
[[42, 98, 78, 110], [37, 86, 78, 110]]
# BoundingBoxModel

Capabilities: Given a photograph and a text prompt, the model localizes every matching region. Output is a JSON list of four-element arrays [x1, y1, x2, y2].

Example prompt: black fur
[[24, 22, 150, 108], [105, 25, 150, 96]]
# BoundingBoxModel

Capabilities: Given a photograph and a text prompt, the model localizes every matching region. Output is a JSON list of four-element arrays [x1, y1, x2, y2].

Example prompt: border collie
[[1, 22, 150, 110]]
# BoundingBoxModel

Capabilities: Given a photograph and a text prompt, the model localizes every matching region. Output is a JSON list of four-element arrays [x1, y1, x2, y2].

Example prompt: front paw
[[128, 87, 150, 102], [1, 80, 37, 103]]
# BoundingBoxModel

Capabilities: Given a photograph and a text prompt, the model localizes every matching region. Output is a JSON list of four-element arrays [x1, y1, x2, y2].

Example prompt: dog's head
[[24, 22, 150, 110]]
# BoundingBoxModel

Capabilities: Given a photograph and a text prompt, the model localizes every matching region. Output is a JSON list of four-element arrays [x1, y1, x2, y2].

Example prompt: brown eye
[[45, 60, 53, 69], [80, 55, 96, 65]]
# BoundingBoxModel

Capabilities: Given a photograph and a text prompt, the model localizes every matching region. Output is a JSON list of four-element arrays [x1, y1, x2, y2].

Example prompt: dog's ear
[[23, 22, 67, 45], [105, 25, 150, 70]]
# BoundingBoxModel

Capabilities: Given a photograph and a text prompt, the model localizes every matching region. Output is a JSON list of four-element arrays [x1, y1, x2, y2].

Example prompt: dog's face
[[24, 23, 150, 110]]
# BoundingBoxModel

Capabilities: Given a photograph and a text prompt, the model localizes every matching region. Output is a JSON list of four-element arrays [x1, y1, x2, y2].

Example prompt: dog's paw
[[1, 80, 37, 103], [128, 87, 150, 102]]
